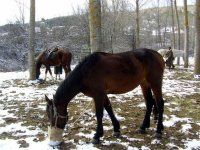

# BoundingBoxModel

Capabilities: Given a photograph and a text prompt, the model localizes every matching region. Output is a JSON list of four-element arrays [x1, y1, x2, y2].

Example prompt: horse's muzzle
[[48, 126, 63, 146]]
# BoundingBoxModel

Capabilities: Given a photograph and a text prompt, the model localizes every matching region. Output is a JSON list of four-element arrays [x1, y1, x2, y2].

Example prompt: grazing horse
[[35, 47, 72, 80], [45, 48, 165, 145]]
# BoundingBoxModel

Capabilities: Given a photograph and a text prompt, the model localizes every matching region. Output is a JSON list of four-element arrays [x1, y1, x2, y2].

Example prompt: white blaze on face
[[48, 126, 63, 146]]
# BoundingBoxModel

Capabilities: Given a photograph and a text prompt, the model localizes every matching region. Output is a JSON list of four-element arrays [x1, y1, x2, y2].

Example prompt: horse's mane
[[54, 52, 102, 104]]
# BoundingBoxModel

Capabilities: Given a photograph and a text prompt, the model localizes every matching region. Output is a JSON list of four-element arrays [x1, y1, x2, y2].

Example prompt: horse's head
[[36, 69, 40, 79], [45, 95, 68, 129], [45, 95, 68, 146], [35, 60, 41, 79]]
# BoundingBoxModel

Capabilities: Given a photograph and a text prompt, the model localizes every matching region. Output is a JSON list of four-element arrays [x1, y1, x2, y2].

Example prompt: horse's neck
[[55, 78, 81, 106], [36, 60, 42, 68], [36, 60, 42, 70]]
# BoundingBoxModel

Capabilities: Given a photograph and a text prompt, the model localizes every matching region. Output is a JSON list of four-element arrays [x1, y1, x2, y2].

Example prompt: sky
[[0, 0, 196, 26], [0, 0, 86, 25]]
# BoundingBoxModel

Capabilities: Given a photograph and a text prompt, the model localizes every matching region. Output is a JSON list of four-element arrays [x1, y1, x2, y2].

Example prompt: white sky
[[0, 0, 195, 26], [0, 0, 87, 25]]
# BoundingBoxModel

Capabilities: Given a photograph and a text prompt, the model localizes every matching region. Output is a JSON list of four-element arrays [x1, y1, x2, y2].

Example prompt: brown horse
[[45, 48, 165, 145], [35, 46, 72, 79]]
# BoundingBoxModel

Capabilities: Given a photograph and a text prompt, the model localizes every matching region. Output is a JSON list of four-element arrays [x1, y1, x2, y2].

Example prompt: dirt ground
[[0, 68, 200, 149]]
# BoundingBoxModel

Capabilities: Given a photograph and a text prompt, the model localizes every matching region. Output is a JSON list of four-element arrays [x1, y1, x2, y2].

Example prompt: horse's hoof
[[154, 133, 162, 139], [113, 132, 121, 138], [91, 138, 100, 144], [136, 128, 146, 134]]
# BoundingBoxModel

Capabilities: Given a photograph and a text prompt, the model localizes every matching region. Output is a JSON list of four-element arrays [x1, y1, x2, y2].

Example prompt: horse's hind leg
[[153, 101, 158, 123], [104, 96, 120, 137], [151, 83, 164, 137], [63, 65, 70, 78], [138, 83, 155, 133]]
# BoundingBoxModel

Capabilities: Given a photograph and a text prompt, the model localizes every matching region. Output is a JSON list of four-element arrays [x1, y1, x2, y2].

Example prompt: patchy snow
[[0, 58, 200, 149], [163, 115, 192, 127], [184, 139, 200, 150]]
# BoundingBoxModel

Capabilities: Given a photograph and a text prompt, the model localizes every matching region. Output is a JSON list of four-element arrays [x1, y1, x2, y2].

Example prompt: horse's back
[[158, 48, 184, 58], [80, 48, 164, 95], [172, 49, 185, 57], [57, 48, 72, 62], [132, 48, 165, 77]]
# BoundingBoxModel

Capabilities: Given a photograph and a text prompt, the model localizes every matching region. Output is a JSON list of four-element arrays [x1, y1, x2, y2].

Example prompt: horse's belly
[[106, 76, 143, 94]]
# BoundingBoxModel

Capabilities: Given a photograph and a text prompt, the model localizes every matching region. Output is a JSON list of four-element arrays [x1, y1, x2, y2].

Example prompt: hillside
[[0, 5, 195, 72]]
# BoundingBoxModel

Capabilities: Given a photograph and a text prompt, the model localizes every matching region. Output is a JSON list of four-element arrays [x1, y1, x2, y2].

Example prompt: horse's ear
[[54, 46, 58, 51], [45, 95, 52, 105]]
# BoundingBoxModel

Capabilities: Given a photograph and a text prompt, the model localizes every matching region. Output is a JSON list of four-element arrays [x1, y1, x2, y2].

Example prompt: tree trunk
[[28, 0, 36, 80], [174, 0, 181, 65], [135, 0, 140, 48], [157, 0, 162, 48], [89, 0, 102, 53], [194, 0, 200, 74], [184, 0, 189, 68], [170, 0, 176, 48], [162, 7, 170, 47]]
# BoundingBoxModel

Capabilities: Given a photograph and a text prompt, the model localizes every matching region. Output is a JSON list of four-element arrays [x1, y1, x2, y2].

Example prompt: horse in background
[[158, 49, 185, 59], [158, 48, 185, 69], [35, 46, 72, 80], [45, 48, 165, 145], [54, 65, 63, 80]]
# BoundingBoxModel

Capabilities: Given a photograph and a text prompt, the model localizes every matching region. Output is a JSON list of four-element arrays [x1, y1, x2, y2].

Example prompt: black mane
[[54, 52, 102, 104]]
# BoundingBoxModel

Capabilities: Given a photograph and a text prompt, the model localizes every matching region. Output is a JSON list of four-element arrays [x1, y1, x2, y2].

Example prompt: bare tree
[[174, 0, 181, 64], [15, 0, 26, 25], [28, 0, 36, 80], [156, 0, 162, 48], [183, 0, 189, 68], [162, 6, 170, 47], [170, 0, 176, 48], [101, 0, 132, 52], [101, 0, 120, 52], [194, 0, 200, 74], [89, 0, 102, 52], [135, 0, 140, 48]]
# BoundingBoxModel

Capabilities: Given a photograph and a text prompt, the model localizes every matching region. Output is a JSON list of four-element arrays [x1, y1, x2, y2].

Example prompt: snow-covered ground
[[0, 60, 200, 150]]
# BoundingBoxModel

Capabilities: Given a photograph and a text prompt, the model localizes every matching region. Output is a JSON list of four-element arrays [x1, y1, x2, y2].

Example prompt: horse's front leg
[[45, 66, 53, 80], [104, 96, 120, 137], [138, 85, 154, 133], [48, 67, 54, 80], [45, 67, 48, 80], [92, 97, 104, 144]]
